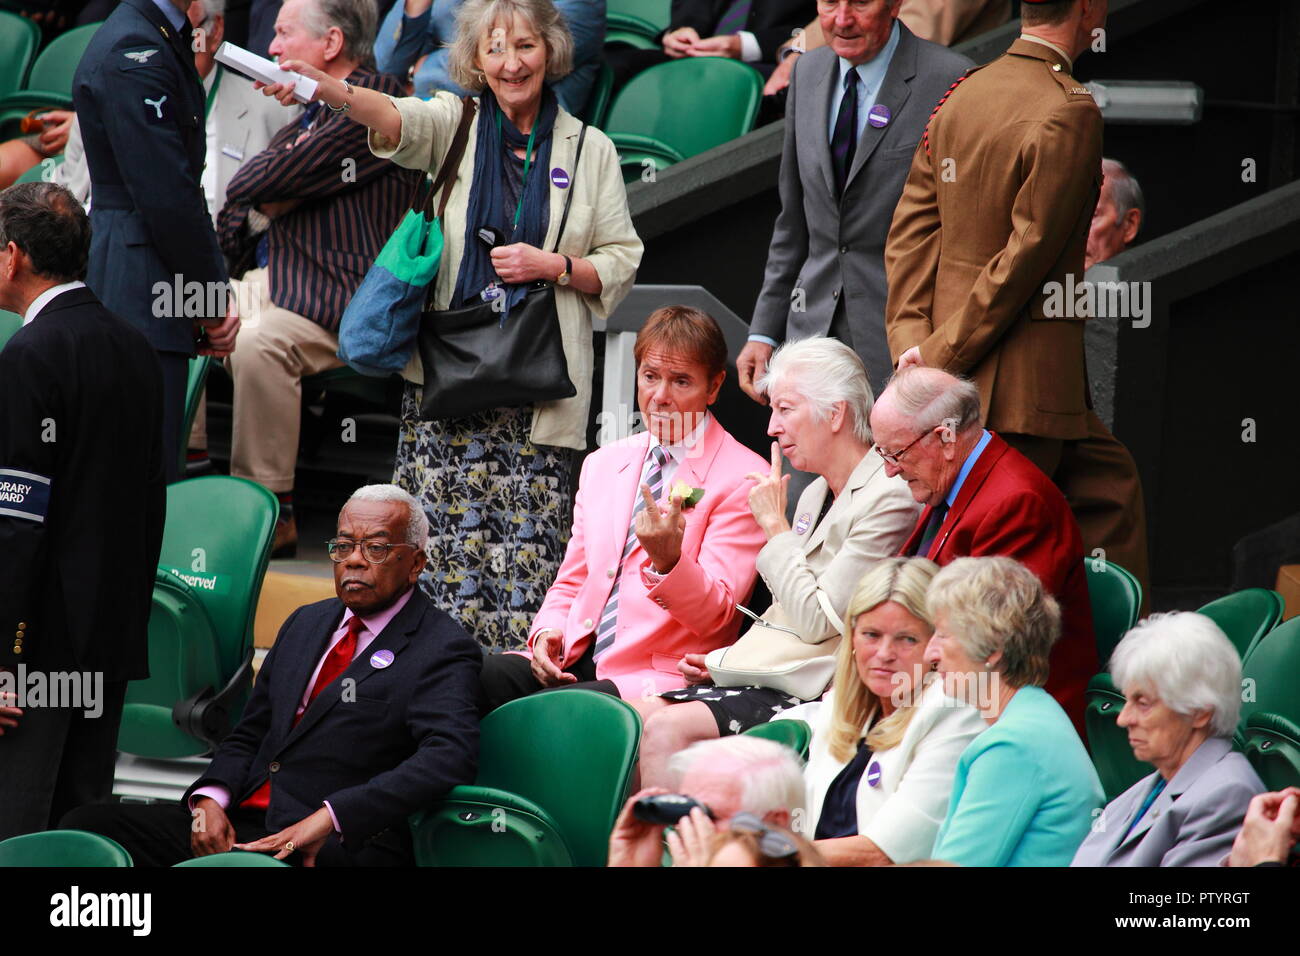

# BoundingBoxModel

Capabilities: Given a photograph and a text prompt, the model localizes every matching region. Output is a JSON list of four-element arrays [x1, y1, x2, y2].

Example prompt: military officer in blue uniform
[[74, 0, 240, 480]]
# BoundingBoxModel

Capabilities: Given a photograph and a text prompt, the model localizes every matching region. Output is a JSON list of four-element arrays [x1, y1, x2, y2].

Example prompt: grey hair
[[447, 0, 574, 93], [302, 0, 378, 65], [757, 337, 874, 445], [343, 484, 429, 549], [886, 366, 981, 438], [667, 736, 805, 824], [194, 0, 225, 23], [1102, 157, 1145, 226], [0, 182, 90, 282], [1109, 612, 1242, 738]]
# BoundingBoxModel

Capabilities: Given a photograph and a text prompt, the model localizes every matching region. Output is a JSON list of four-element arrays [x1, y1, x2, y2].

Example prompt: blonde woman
[[782, 557, 985, 866]]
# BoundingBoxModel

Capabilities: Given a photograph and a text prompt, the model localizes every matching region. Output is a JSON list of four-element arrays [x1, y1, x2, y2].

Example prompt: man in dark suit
[[605, 0, 816, 89], [0, 182, 165, 841], [63, 484, 481, 866], [74, 0, 240, 481], [737, 0, 971, 408], [869, 366, 1096, 736]]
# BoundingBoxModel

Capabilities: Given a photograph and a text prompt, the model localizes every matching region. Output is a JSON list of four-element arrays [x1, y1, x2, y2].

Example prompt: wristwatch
[[556, 255, 572, 286], [326, 79, 353, 113]]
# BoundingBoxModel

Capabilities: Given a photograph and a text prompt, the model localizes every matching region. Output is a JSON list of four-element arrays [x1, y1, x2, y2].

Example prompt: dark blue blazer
[[185, 590, 481, 861], [73, 0, 229, 354]]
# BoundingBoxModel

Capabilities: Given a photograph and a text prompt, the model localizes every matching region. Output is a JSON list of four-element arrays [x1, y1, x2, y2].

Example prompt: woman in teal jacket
[[924, 556, 1103, 866]]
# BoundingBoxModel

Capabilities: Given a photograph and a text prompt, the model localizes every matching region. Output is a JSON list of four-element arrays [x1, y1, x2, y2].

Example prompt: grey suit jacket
[[1070, 737, 1264, 867], [208, 71, 300, 226], [751, 26, 971, 391]]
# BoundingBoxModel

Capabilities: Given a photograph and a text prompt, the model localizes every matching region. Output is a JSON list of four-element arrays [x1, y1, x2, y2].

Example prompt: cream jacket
[[369, 92, 643, 450]]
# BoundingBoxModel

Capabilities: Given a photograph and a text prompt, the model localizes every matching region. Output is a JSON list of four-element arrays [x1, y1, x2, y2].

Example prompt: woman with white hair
[[637, 337, 921, 787], [1071, 613, 1264, 866], [781, 558, 985, 865], [926, 556, 1104, 866], [264, 0, 642, 652]]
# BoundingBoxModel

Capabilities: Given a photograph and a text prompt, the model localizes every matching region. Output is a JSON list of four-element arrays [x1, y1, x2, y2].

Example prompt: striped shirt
[[217, 68, 420, 331]]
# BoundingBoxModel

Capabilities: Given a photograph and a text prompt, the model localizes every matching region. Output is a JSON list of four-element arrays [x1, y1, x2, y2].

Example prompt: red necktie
[[241, 616, 364, 810]]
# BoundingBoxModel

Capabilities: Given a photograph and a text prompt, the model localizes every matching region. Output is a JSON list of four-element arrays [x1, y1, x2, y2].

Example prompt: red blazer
[[900, 433, 1096, 736]]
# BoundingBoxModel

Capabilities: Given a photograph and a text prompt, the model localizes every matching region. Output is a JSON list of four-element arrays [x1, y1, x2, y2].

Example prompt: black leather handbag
[[417, 122, 589, 421]]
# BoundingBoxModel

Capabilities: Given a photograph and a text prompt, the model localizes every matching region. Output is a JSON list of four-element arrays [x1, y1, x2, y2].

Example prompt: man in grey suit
[[738, 0, 970, 402]]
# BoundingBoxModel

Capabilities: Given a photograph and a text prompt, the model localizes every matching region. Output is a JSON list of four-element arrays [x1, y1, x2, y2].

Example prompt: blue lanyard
[[496, 110, 538, 233]]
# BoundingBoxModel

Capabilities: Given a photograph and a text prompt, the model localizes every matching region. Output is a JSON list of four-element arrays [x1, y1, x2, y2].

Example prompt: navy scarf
[[452, 85, 559, 312]]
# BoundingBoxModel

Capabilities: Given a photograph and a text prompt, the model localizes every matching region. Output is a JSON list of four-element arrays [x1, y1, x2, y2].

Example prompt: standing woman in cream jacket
[[271, 0, 643, 650]]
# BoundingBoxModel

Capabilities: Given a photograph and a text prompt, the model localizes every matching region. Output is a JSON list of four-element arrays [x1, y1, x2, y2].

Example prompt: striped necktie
[[714, 0, 753, 35], [913, 501, 949, 558], [593, 444, 670, 661], [831, 69, 859, 197]]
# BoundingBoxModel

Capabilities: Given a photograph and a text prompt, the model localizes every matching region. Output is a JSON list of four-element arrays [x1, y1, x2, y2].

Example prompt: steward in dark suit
[[0, 183, 165, 841], [870, 367, 1096, 737], [73, 0, 238, 480], [884, 0, 1150, 602], [63, 487, 481, 866]]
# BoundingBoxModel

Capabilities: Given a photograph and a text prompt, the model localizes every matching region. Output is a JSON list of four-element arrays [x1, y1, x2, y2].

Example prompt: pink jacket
[[527, 421, 768, 699]]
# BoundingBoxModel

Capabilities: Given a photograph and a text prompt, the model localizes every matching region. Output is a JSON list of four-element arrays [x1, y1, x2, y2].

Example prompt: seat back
[[1197, 588, 1285, 659], [606, 58, 762, 161], [1242, 711, 1300, 791], [1084, 672, 1151, 801], [0, 309, 20, 351], [120, 571, 224, 756], [0, 11, 40, 97], [743, 718, 812, 760], [0, 830, 132, 867], [25, 22, 100, 95], [180, 357, 211, 474], [173, 851, 290, 867], [606, 0, 671, 39], [468, 690, 641, 866], [1084, 558, 1142, 667], [583, 60, 615, 128], [1241, 615, 1300, 727]]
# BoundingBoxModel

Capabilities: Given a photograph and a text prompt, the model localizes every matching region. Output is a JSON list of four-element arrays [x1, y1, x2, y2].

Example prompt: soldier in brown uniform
[[883, 0, 1150, 599]]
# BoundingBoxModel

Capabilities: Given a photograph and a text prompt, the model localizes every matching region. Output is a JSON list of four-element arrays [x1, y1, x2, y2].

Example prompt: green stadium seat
[[0, 10, 40, 99], [0, 829, 132, 866], [1084, 671, 1151, 801], [1084, 557, 1142, 668], [0, 22, 102, 134], [1242, 711, 1300, 791], [583, 60, 615, 127], [118, 476, 279, 757], [605, 58, 762, 175], [12, 150, 63, 184], [0, 309, 20, 351], [606, 0, 670, 48], [181, 356, 211, 474], [1241, 615, 1300, 727], [410, 689, 641, 866], [302, 364, 394, 408], [1196, 588, 1285, 660], [174, 851, 290, 867], [743, 718, 812, 760]]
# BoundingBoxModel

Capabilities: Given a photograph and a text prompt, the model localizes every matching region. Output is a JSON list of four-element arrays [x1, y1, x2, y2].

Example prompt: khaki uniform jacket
[[884, 39, 1103, 440], [370, 92, 643, 450]]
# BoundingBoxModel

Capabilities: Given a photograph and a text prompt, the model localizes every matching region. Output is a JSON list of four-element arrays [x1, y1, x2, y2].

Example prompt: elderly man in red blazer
[[869, 366, 1096, 735]]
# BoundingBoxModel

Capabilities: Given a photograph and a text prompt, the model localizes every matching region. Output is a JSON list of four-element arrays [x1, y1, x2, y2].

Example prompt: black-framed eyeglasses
[[875, 429, 932, 466], [326, 538, 418, 564], [728, 812, 800, 863]]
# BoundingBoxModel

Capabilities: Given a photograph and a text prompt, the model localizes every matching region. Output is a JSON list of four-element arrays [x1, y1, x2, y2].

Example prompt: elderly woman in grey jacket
[[268, 0, 642, 650], [1071, 612, 1265, 867]]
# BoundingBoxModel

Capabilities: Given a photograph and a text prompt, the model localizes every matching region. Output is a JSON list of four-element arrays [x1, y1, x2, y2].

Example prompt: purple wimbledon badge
[[370, 649, 394, 669], [550, 167, 570, 188], [867, 104, 891, 128], [794, 512, 812, 535], [866, 760, 882, 788]]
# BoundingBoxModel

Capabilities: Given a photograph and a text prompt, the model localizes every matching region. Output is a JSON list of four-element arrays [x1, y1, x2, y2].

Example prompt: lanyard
[[204, 65, 223, 121], [496, 109, 538, 232]]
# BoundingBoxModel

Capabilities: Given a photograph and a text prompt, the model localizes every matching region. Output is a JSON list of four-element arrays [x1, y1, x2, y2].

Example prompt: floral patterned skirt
[[393, 384, 575, 652]]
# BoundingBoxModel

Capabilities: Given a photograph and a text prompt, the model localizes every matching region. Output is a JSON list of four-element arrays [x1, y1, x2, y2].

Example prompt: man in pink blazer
[[479, 307, 768, 715]]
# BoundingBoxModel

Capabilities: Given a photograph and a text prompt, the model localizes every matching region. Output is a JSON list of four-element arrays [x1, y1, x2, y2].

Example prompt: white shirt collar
[[23, 281, 86, 326], [1019, 33, 1074, 72]]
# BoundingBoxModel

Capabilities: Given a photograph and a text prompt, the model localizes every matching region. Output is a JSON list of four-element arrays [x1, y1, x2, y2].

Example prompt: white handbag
[[704, 605, 840, 701]]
